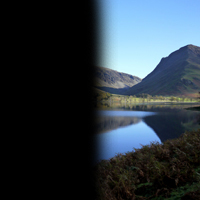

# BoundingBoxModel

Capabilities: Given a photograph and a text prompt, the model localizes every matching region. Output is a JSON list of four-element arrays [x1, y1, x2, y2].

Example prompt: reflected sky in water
[[95, 120, 161, 163], [94, 103, 200, 164], [96, 110, 156, 117]]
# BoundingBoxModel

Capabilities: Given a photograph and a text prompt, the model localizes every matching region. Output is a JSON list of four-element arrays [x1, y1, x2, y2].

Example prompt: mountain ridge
[[123, 44, 200, 97]]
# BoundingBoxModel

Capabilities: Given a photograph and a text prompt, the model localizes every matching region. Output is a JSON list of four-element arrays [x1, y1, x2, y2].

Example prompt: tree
[[170, 96, 176, 102], [159, 96, 164, 101], [181, 96, 185, 102]]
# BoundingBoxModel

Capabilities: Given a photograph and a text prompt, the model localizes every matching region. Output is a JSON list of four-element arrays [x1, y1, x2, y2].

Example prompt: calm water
[[94, 103, 200, 164]]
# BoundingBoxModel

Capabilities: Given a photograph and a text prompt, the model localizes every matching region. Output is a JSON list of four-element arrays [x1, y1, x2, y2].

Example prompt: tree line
[[93, 91, 200, 102]]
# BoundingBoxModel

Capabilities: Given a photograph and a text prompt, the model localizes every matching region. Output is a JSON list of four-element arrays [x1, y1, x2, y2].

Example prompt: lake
[[93, 102, 200, 164]]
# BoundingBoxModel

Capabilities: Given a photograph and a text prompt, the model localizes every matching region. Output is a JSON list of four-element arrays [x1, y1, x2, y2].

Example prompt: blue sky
[[97, 0, 200, 79]]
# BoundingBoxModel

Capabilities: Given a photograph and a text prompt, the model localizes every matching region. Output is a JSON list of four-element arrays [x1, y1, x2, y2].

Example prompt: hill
[[94, 66, 141, 94], [123, 44, 200, 97]]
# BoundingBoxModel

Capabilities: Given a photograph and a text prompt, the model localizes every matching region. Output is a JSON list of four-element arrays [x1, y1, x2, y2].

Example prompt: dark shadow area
[[185, 106, 200, 111], [185, 106, 200, 124], [143, 107, 200, 143], [143, 114, 185, 143]]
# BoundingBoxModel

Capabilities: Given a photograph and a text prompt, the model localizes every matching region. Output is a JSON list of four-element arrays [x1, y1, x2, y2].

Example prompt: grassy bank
[[93, 89, 200, 103], [93, 129, 200, 200]]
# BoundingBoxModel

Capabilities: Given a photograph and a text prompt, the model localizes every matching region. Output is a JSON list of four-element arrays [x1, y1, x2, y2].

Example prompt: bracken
[[93, 129, 200, 200]]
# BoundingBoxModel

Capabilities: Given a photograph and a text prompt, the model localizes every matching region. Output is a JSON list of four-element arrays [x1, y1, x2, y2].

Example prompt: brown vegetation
[[93, 129, 200, 200]]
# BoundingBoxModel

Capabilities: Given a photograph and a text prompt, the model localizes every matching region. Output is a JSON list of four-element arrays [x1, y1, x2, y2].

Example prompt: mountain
[[95, 116, 141, 134], [123, 44, 200, 97], [94, 66, 141, 94]]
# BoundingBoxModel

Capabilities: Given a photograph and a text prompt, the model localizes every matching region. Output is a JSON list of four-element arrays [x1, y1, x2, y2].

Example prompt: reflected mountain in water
[[144, 114, 184, 143], [144, 113, 200, 143], [95, 116, 141, 134], [141, 105, 200, 143], [95, 103, 200, 143]]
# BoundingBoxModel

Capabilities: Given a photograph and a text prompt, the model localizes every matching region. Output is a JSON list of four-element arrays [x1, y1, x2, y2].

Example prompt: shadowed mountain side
[[95, 116, 141, 134], [94, 66, 142, 93], [95, 86, 130, 95]]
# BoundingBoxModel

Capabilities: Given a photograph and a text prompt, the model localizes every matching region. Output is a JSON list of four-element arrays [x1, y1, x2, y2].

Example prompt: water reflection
[[95, 110, 156, 134], [95, 121, 161, 162], [94, 103, 200, 163], [95, 116, 141, 134]]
